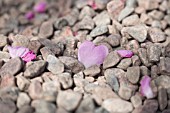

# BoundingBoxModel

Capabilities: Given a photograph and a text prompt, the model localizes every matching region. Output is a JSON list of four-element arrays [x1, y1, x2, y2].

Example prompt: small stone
[[39, 21, 53, 38], [130, 94, 142, 108], [104, 70, 119, 92], [147, 45, 161, 62], [74, 16, 95, 31], [151, 65, 159, 78], [126, 0, 137, 8], [56, 107, 70, 113], [122, 14, 140, 26], [93, 11, 110, 26], [75, 96, 95, 113], [148, 28, 166, 43], [155, 75, 170, 89], [24, 60, 46, 78], [54, 18, 68, 30], [103, 51, 121, 69], [118, 7, 134, 21], [57, 90, 82, 111], [0, 87, 19, 101], [148, 10, 164, 20], [95, 107, 109, 113], [165, 43, 170, 57], [90, 25, 108, 37], [0, 74, 15, 88], [162, 109, 170, 113], [59, 56, 84, 74], [40, 47, 55, 60], [126, 40, 140, 54], [138, 48, 151, 67], [137, 0, 159, 10], [0, 51, 10, 60], [0, 99, 17, 113], [28, 81, 43, 100], [118, 86, 133, 100], [58, 72, 73, 89], [12, 34, 30, 47], [107, 0, 125, 20], [84, 65, 100, 77], [159, 57, 170, 75], [46, 55, 64, 74], [17, 105, 34, 113], [32, 100, 56, 113], [121, 24, 147, 42], [28, 40, 42, 53], [143, 99, 158, 113], [17, 92, 31, 108], [0, 34, 7, 48], [158, 88, 168, 111], [79, 6, 96, 20], [132, 55, 141, 66], [140, 66, 150, 76], [102, 98, 133, 113], [16, 73, 30, 91], [127, 66, 140, 84], [104, 34, 120, 47], [104, 68, 125, 79], [117, 58, 132, 70], [0, 57, 23, 77]]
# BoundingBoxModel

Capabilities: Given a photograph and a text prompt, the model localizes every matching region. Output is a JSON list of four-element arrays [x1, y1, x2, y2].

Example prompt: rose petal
[[25, 11, 35, 20], [117, 50, 133, 58], [78, 41, 108, 68], [140, 75, 154, 99], [8, 46, 29, 58], [22, 51, 36, 62], [34, 2, 47, 13]]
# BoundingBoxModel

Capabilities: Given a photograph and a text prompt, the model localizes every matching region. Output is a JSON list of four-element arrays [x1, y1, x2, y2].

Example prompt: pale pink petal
[[88, 0, 97, 9], [25, 11, 35, 20], [117, 50, 133, 58], [140, 75, 154, 99], [78, 41, 108, 68], [22, 51, 36, 62], [34, 2, 47, 13], [8, 46, 29, 58]]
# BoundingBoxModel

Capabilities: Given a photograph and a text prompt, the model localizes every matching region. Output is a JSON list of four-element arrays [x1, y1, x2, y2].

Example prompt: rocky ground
[[0, 0, 170, 113]]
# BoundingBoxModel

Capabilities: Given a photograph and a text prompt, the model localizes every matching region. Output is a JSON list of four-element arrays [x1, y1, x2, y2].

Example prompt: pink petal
[[8, 46, 29, 58], [22, 51, 36, 62], [25, 11, 35, 20], [88, 0, 97, 9], [78, 41, 108, 68], [117, 50, 133, 58], [140, 75, 154, 99], [34, 2, 47, 13]]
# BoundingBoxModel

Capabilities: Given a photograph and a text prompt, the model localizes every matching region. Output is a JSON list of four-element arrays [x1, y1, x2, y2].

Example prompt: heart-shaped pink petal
[[34, 2, 47, 13], [140, 75, 154, 99], [117, 50, 133, 58], [78, 41, 108, 68], [8, 46, 29, 58]]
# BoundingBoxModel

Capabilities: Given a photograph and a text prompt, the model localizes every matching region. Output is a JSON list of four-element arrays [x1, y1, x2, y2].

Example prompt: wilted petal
[[140, 75, 154, 99], [8, 46, 29, 58], [117, 50, 133, 58], [25, 11, 35, 20], [78, 41, 108, 68], [22, 51, 36, 62], [34, 2, 47, 13]]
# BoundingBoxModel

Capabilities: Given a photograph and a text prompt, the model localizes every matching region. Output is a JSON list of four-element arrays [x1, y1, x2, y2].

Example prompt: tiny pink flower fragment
[[117, 50, 133, 58], [22, 51, 36, 62], [25, 11, 35, 20], [88, 0, 97, 10], [34, 2, 47, 13], [7, 46, 36, 62], [140, 75, 154, 99], [78, 41, 108, 68]]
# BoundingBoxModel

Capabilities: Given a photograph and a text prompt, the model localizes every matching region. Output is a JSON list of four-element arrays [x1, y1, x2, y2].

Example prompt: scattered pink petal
[[22, 51, 36, 62], [25, 11, 35, 20], [8, 46, 29, 58], [78, 41, 108, 68], [8, 46, 36, 62], [140, 75, 154, 99], [34, 2, 47, 13], [88, 0, 97, 10], [117, 50, 133, 58]]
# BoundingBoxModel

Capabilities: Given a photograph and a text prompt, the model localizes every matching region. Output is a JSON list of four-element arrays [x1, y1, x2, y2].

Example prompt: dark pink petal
[[8, 46, 29, 58], [22, 51, 36, 62], [78, 41, 108, 68], [140, 75, 154, 99], [34, 2, 47, 13], [25, 11, 35, 20], [117, 50, 133, 58]]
